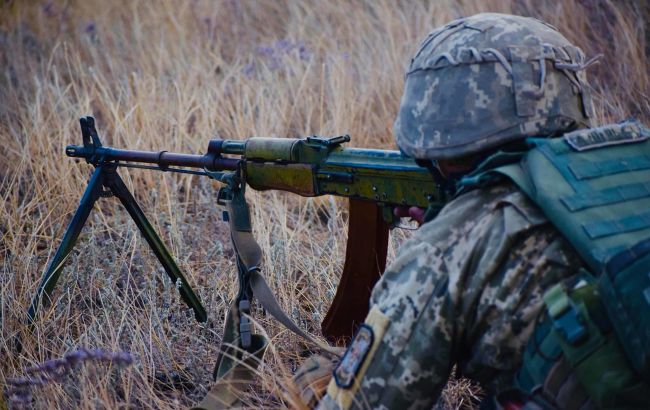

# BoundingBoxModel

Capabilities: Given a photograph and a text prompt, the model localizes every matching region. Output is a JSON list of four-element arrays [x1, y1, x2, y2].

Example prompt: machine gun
[[28, 116, 445, 343]]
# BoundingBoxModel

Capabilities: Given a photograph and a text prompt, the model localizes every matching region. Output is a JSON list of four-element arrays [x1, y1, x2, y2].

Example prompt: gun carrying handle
[[321, 199, 389, 344]]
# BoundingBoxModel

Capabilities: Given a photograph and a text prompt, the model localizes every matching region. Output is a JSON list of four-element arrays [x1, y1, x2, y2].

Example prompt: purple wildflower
[[5, 348, 133, 405], [251, 39, 312, 72], [42, 2, 55, 18], [84, 21, 96, 34], [242, 63, 256, 78], [298, 43, 311, 61], [256, 46, 275, 58], [275, 39, 292, 52]]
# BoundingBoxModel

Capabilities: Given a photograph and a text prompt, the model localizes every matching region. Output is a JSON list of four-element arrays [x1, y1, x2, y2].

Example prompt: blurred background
[[1, 1, 648, 408]]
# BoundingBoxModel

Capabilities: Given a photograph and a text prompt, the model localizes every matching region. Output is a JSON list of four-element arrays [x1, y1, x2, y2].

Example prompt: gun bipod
[[28, 127, 207, 325]]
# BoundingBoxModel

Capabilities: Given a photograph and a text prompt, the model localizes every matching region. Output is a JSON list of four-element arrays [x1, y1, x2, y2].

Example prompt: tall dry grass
[[0, 0, 647, 408]]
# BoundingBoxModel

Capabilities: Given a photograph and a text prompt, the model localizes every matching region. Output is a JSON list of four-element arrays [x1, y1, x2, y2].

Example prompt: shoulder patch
[[564, 121, 649, 152], [333, 325, 374, 389]]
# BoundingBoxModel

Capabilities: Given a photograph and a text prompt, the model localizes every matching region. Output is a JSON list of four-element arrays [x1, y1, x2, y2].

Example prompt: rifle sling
[[193, 301, 267, 410], [196, 184, 341, 409], [225, 188, 340, 356], [249, 270, 343, 357]]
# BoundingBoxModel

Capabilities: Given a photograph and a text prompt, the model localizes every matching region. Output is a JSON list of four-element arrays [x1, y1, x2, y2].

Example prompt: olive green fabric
[[486, 121, 650, 380], [394, 13, 594, 160], [482, 121, 650, 274], [517, 279, 650, 409], [463, 121, 650, 406], [192, 316, 267, 410]]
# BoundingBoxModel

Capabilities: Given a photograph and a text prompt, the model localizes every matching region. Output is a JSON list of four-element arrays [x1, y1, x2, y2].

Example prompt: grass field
[[1, 0, 648, 408]]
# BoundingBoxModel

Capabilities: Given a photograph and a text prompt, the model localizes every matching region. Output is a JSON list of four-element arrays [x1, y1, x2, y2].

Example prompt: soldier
[[296, 13, 650, 409]]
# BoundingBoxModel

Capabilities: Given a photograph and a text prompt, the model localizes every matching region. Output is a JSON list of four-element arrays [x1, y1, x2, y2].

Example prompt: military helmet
[[395, 13, 595, 160]]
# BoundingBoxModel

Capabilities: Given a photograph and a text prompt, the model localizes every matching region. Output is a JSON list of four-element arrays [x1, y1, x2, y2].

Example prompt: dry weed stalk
[[0, 0, 647, 408]]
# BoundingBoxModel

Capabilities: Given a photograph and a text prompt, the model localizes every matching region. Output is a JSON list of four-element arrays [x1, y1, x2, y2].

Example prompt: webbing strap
[[225, 187, 262, 271], [606, 237, 650, 274], [195, 335, 267, 409], [226, 186, 341, 356], [249, 270, 343, 357], [568, 154, 650, 180], [582, 210, 650, 239], [544, 285, 607, 366], [543, 284, 587, 345], [192, 303, 268, 410], [196, 180, 340, 409], [561, 181, 650, 212]]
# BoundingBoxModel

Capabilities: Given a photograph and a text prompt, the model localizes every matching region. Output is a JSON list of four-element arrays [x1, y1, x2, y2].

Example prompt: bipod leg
[[27, 166, 106, 323], [103, 167, 207, 322]]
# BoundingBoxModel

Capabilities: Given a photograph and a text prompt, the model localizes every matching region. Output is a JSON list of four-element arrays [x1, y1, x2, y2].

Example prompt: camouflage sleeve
[[318, 183, 582, 410]]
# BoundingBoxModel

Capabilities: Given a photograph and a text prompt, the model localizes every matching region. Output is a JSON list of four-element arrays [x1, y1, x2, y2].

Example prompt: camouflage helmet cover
[[395, 13, 595, 160]]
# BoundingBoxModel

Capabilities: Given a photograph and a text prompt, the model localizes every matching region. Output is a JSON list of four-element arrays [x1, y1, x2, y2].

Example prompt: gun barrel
[[65, 144, 240, 171]]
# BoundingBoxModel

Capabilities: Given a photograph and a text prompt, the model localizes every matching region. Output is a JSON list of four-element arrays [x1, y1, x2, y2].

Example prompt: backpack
[[461, 120, 650, 408]]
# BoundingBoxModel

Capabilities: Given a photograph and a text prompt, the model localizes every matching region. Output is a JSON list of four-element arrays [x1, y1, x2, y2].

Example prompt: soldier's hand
[[293, 355, 337, 408], [393, 206, 426, 225]]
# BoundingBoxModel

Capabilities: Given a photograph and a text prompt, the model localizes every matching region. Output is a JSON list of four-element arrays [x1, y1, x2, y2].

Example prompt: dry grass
[[0, 0, 647, 408]]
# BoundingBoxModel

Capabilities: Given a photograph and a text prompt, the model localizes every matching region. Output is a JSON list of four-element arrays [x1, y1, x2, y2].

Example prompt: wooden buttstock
[[321, 199, 389, 343]]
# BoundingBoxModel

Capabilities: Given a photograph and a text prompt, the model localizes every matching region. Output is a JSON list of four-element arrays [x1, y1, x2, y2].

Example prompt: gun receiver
[[31, 117, 445, 342]]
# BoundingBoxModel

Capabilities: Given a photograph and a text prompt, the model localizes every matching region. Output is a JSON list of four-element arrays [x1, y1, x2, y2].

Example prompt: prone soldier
[[297, 13, 650, 410]]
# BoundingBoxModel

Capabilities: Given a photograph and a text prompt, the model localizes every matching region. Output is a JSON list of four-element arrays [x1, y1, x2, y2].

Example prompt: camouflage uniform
[[318, 182, 583, 409], [301, 13, 598, 409]]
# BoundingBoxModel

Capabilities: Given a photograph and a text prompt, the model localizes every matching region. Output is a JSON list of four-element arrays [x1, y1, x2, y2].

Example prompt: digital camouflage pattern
[[394, 13, 594, 160], [317, 182, 583, 409], [295, 13, 600, 409]]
